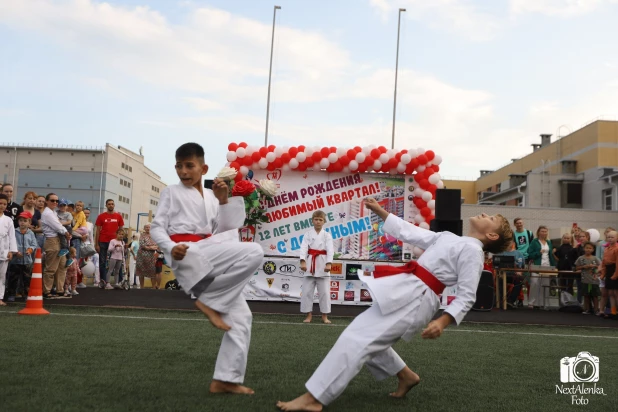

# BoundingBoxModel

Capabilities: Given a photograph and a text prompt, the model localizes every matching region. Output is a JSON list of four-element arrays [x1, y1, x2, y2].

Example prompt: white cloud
[[509, 0, 608, 17], [369, 0, 502, 41], [184, 97, 225, 111]]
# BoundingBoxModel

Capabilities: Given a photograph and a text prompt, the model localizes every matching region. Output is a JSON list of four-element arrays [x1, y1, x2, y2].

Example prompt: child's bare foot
[[303, 314, 312, 323], [277, 392, 323, 411], [321, 315, 331, 324], [389, 367, 420, 398], [195, 301, 231, 331], [209, 380, 254, 395]]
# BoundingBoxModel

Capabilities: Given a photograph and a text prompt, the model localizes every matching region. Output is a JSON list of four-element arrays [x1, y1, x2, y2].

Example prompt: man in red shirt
[[95, 199, 124, 289]]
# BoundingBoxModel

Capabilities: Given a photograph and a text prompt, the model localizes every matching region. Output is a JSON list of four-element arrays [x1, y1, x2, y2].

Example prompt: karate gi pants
[[528, 274, 542, 306], [0, 260, 8, 300], [305, 289, 436, 406], [189, 242, 263, 383], [300, 276, 331, 314]]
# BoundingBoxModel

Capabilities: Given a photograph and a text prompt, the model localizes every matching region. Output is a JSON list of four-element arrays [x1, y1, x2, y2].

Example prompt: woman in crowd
[[135, 224, 158, 289], [33, 195, 46, 250], [527, 225, 556, 309], [128, 234, 140, 288]]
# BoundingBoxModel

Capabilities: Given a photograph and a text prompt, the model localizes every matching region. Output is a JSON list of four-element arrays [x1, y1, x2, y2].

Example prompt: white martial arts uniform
[[150, 183, 264, 384], [0, 215, 18, 299], [304, 214, 484, 406], [299, 228, 334, 314]]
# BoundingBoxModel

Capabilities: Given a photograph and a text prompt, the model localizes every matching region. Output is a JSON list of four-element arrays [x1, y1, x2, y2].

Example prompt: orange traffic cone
[[18, 249, 49, 316]]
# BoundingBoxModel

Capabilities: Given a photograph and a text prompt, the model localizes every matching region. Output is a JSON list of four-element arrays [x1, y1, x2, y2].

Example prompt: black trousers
[[7, 264, 33, 297]]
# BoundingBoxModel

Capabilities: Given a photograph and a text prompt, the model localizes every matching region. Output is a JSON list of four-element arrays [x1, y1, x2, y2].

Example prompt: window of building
[[122, 162, 125, 169], [603, 188, 613, 211], [129, 166, 132, 172], [561, 182, 583, 208], [119, 195, 122, 201]]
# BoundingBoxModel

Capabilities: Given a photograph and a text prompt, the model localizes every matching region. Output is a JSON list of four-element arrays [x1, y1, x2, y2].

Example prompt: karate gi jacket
[[0, 215, 18, 261], [299, 229, 334, 278]]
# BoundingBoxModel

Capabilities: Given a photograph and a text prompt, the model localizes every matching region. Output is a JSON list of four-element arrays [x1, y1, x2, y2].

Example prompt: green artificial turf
[[0, 305, 616, 412]]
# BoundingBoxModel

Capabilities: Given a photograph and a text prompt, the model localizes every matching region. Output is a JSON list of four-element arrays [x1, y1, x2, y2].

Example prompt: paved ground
[[33, 287, 618, 328]]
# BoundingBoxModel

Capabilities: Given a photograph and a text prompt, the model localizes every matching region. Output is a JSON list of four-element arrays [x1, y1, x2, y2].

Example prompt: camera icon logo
[[560, 352, 600, 383]]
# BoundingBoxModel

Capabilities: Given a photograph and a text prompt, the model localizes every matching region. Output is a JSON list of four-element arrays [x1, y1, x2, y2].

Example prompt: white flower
[[217, 166, 237, 180], [258, 179, 277, 196]]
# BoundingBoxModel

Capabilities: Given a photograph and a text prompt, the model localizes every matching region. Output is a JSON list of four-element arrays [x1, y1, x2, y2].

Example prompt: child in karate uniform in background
[[151, 143, 264, 395], [277, 198, 513, 412], [299, 210, 334, 324]]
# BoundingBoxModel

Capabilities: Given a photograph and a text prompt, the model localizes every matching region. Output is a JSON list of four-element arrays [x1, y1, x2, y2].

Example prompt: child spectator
[[64, 247, 81, 296], [299, 210, 334, 324], [553, 233, 578, 295], [0, 194, 18, 305], [56, 199, 73, 260], [575, 242, 602, 315], [71, 201, 89, 238], [600, 230, 618, 319], [106, 229, 126, 290], [6, 212, 38, 302]]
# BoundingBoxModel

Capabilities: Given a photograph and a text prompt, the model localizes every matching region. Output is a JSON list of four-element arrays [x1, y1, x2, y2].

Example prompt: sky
[[2, 0, 618, 185]]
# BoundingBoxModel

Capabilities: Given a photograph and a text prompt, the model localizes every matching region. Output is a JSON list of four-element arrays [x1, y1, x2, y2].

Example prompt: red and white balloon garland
[[225, 143, 444, 229]]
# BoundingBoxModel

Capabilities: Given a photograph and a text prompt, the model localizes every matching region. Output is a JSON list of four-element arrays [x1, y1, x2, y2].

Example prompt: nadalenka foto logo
[[556, 352, 607, 405]]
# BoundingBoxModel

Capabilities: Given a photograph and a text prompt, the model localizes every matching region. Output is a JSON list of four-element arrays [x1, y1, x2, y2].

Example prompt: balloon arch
[[225, 143, 444, 228]]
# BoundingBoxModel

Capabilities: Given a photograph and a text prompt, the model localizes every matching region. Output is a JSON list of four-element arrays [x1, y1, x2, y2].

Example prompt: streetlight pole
[[391, 8, 406, 149], [265, 5, 281, 147]]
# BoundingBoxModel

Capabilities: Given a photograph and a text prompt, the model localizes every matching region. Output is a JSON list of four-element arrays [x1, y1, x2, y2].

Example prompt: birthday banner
[[248, 169, 417, 261]]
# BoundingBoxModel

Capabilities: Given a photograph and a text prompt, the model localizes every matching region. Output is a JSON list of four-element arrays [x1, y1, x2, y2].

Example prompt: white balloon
[[386, 149, 396, 157], [417, 147, 425, 154], [389, 168, 397, 175], [427, 200, 436, 210], [258, 158, 268, 168], [355, 152, 366, 163], [419, 222, 430, 230], [252, 163, 260, 169], [408, 149, 418, 158], [328, 153, 338, 163], [428, 174, 440, 184], [81, 261, 95, 276], [379, 153, 389, 164], [304, 147, 314, 156], [337, 147, 347, 157], [282, 164, 290, 172], [422, 191, 433, 202], [414, 214, 424, 223], [412, 246, 424, 257], [289, 159, 299, 169], [274, 147, 284, 157], [437, 180, 445, 189], [362, 147, 371, 155], [587, 229, 600, 243], [396, 163, 406, 173], [413, 188, 424, 197], [373, 160, 383, 170], [349, 160, 359, 171], [296, 152, 307, 162], [240, 166, 249, 175], [416, 165, 426, 172], [226, 151, 237, 162], [265, 152, 276, 162], [412, 180, 420, 188], [236, 147, 246, 158], [343, 166, 350, 173], [225, 162, 230, 167], [400, 154, 411, 165], [433, 155, 443, 165], [320, 158, 330, 169], [246, 146, 256, 155]]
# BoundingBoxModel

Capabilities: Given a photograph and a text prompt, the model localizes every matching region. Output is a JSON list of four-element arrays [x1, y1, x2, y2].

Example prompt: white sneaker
[[190, 294, 197, 300], [114, 283, 122, 290], [71, 289, 79, 296], [105, 283, 114, 290], [76, 283, 87, 289]]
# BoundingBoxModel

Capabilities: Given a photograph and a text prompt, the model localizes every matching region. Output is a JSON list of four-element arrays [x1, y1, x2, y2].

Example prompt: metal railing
[[0, 142, 105, 151]]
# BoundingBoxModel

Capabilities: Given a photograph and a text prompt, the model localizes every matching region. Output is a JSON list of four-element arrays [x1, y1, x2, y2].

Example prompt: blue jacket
[[10, 229, 38, 266]]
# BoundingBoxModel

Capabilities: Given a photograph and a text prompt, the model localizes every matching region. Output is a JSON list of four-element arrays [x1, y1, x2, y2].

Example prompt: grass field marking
[[2, 310, 618, 340]]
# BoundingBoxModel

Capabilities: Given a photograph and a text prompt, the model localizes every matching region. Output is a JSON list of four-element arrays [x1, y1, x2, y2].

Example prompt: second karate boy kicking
[[151, 143, 264, 395], [277, 198, 513, 411]]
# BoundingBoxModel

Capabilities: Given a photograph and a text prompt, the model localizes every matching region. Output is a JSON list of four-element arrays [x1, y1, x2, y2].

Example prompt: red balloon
[[239, 142, 248, 148], [413, 198, 422, 208], [228, 143, 238, 151], [395, 152, 402, 161], [259, 147, 268, 156], [234, 172, 243, 182], [419, 179, 429, 189], [371, 148, 380, 158], [414, 173, 423, 183], [333, 161, 343, 171], [426, 215, 434, 223], [432, 165, 440, 172], [320, 147, 330, 157], [267, 164, 275, 171], [428, 184, 437, 194], [410, 159, 419, 169], [311, 152, 322, 162], [425, 150, 435, 161], [405, 164, 415, 175], [330, 147, 337, 153], [281, 153, 291, 163], [401, 149, 408, 154], [378, 146, 387, 153], [251, 152, 261, 162], [388, 158, 398, 168], [364, 156, 375, 166], [354, 146, 362, 152], [340, 155, 350, 166], [424, 168, 434, 178], [298, 145, 306, 152], [380, 164, 390, 173], [417, 154, 428, 165], [347, 149, 356, 159], [305, 158, 315, 167], [273, 158, 283, 168], [230, 161, 240, 170], [268, 145, 276, 152], [243, 156, 253, 166], [417, 199, 427, 209], [358, 164, 367, 173], [421, 207, 431, 217], [298, 163, 307, 172], [288, 147, 298, 157]]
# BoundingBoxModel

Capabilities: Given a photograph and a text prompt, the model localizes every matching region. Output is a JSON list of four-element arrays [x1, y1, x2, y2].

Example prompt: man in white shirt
[[277, 198, 513, 411], [40, 193, 71, 298]]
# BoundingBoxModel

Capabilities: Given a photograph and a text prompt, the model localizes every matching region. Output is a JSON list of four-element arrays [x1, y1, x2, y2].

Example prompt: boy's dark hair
[[0, 194, 8, 202], [583, 241, 595, 249], [105, 199, 114, 205], [483, 214, 514, 255], [513, 217, 522, 224], [117, 228, 125, 234], [176, 143, 205, 162], [45, 193, 57, 201]]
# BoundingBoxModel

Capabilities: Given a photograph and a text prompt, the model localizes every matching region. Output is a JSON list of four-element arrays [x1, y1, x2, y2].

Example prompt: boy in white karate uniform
[[299, 210, 334, 324], [277, 198, 513, 411], [0, 194, 18, 306], [151, 143, 264, 395]]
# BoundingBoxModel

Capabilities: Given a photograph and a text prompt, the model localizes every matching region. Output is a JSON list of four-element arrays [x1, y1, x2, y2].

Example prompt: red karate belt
[[170, 234, 211, 243], [373, 260, 445, 295], [307, 248, 327, 274]]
